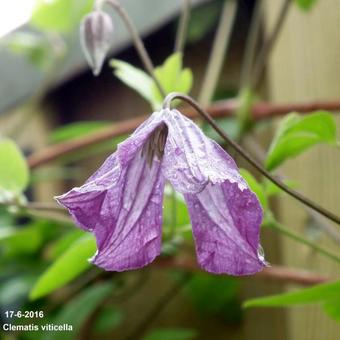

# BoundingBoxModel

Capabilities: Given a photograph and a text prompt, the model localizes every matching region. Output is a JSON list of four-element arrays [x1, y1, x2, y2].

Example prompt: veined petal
[[161, 109, 245, 194], [185, 181, 265, 275], [92, 150, 165, 271], [56, 112, 165, 271]]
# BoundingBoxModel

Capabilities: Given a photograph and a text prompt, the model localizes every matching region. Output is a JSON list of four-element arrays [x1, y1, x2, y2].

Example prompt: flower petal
[[92, 150, 165, 271], [184, 181, 266, 275], [56, 112, 165, 271], [162, 109, 245, 194]]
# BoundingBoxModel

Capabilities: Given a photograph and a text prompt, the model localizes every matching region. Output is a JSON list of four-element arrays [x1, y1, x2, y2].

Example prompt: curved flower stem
[[101, 0, 166, 97], [174, 0, 191, 53], [268, 220, 340, 264], [163, 92, 340, 225]]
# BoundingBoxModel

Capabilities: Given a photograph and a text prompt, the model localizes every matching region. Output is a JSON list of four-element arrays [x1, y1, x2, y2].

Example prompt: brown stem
[[127, 273, 191, 339], [27, 98, 340, 169], [163, 93, 340, 225], [174, 0, 191, 53], [155, 257, 329, 286], [251, 0, 292, 89]]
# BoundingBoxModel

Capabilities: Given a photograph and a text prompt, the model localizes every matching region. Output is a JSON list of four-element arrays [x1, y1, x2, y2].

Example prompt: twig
[[243, 136, 340, 244], [155, 257, 329, 286], [268, 220, 340, 264], [127, 273, 191, 339], [251, 0, 291, 89], [163, 93, 340, 225], [100, 0, 166, 97], [239, 0, 263, 88], [174, 0, 191, 53], [27, 98, 340, 169], [198, 0, 238, 106], [25, 202, 67, 212]]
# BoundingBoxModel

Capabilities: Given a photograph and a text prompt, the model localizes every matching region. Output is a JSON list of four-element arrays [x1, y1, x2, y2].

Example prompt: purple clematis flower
[[56, 109, 266, 275]]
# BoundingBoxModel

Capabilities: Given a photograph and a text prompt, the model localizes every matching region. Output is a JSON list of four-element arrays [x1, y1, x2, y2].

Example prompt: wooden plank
[[264, 0, 340, 339]]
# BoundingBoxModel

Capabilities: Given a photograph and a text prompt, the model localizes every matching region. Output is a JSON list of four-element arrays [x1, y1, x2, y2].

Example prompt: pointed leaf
[[265, 111, 337, 171], [0, 139, 29, 194], [30, 235, 96, 300], [244, 280, 340, 308], [110, 59, 155, 105]]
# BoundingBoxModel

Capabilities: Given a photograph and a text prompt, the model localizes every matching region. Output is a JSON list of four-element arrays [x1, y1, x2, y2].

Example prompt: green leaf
[[30, 235, 96, 300], [94, 306, 123, 332], [0, 139, 29, 194], [47, 229, 85, 259], [1, 225, 43, 256], [239, 169, 268, 211], [143, 328, 197, 340], [50, 121, 109, 143], [265, 111, 337, 171], [110, 59, 155, 105], [244, 280, 340, 308], [111, 53, 193, 110], [295, 0, 318, 11], [31, 0, 94, 33], [45, 283, 113, 340], [323, 297, 340, 321], [152, 53, 193, 105]]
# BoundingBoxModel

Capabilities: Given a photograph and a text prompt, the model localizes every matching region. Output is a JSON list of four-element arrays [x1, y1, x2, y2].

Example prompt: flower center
[[142, 123, 168, 166]]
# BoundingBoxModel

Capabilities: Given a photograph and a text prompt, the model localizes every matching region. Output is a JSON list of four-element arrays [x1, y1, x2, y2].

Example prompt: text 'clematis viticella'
[[55, 109, 267, 275]]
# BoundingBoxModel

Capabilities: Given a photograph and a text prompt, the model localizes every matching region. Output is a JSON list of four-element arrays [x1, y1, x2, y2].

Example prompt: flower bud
[[80, 10, 114, 76]]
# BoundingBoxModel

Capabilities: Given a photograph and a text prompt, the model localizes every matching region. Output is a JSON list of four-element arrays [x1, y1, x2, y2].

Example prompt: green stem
[[102, 0, 166, 97], [198, 0, 238, 106], [163, 92, 340, 226], [269, 220, 340, 264], [174, 0, 191, 53]]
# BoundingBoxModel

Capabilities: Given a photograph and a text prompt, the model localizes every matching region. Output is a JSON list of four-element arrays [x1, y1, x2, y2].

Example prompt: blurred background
[[0, 0, 340, 339]]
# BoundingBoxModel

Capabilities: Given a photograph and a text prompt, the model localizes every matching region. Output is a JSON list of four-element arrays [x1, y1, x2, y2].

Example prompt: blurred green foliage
[[0, 139, 29, 195], [30, 234, 96, 300], [31, 0, 94, 33], [265, 111, 337, 171], [295, 0, 318, 11]]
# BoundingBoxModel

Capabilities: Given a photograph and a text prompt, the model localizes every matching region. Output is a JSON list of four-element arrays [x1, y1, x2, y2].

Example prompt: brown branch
[[27, 99, 340, 169], [155, 256, 329, 286]]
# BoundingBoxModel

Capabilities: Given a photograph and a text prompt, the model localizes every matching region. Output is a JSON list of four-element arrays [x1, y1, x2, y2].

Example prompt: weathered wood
[[264, 0, 340, 339]]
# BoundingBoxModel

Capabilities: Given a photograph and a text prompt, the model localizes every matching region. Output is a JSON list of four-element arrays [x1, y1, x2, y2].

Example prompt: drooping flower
[[56, 109, 266, 275], [80, 10, 114, 76]]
